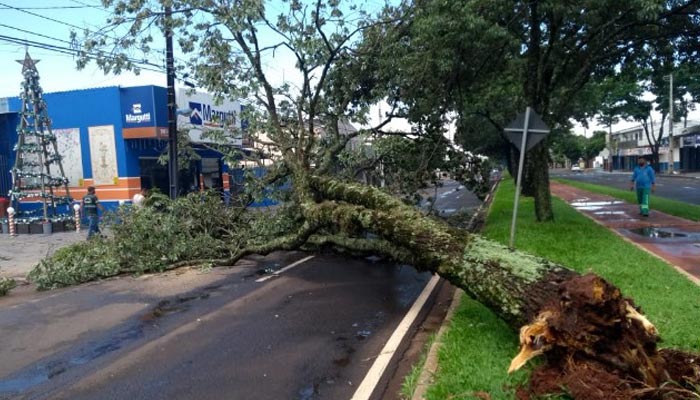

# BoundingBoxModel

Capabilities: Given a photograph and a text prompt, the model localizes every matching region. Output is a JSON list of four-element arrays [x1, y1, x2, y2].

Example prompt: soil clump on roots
[[513, 275, 700, 399]]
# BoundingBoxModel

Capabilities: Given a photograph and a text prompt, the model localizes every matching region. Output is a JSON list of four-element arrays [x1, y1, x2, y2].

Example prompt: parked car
[[489, 168, 502, 183], [571, 165, 582, 172]]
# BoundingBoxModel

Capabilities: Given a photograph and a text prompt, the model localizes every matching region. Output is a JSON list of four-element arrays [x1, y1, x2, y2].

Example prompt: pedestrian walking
[[629, 157, 656, 217], [82, 186, 105, 239]]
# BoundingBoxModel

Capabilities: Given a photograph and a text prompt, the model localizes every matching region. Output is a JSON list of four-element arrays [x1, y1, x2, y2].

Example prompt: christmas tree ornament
[[10, 51, 73, 224]]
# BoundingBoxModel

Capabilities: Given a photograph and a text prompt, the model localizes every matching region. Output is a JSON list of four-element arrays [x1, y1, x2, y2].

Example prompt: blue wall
[[5, 87, 125, 180], [1, 85, 273, 213], [119, 86, 169, 176], [0, 112, 19, 196]]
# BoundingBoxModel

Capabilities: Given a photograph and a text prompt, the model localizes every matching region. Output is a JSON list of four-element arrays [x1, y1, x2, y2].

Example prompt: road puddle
[[0, 289, 219, 396], [593, 211, 627, 216], [332, 356, 350, 367], [628, 227, 697, 239], [571, 201, 625, 207], [298, 383, 320, 400], [355, 330, 372, 341], [0, 325, 144, 395]]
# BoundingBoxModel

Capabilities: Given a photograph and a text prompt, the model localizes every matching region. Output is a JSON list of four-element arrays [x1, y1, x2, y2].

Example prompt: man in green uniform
[[82, 186, 105, 239]]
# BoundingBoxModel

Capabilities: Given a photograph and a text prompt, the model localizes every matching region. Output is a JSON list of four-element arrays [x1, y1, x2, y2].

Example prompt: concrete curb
[[410, 289, 463, 400], [659, 173, 700, 180]]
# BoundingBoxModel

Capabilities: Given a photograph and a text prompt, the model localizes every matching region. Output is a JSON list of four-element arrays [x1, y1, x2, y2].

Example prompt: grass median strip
[[553, 177, 700, 221], [421, 179, 700, 399]]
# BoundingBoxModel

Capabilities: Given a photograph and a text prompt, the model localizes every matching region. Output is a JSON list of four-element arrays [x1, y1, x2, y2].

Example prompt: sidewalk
[[551, 181, 700, 283], [0, 231, 85, 280]]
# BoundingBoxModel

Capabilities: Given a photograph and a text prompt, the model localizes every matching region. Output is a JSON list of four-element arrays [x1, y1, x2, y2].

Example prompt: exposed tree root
[[511, 274, 700, 399]]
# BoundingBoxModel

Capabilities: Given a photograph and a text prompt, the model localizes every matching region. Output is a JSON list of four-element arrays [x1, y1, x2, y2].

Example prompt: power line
[[0, 22, 74, 45], [0, 1, 88, 31], [0, 0, 182, 61], [0, 34, 166, 74], [70, 0, 109, 12], [0, 1, 172, 58], [0, 5, 92, 10]]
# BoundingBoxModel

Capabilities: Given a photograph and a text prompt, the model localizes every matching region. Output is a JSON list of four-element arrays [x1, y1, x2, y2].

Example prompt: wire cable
[[0, 22, 75, 45], [0, 5, 92, 10], [0, 34, 166, 74]]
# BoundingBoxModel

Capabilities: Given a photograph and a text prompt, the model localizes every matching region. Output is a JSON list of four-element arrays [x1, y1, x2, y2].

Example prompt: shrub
[[0, 276, 16, 296], [29, 191, 253, 290]]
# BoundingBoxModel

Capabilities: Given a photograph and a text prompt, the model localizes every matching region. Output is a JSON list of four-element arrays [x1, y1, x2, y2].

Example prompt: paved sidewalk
[[551, 181, 700, 283], [0, 231, 85, 280]]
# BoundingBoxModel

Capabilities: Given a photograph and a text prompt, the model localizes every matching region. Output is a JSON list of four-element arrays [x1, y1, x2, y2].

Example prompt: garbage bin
[[0, 197, 8, 219]]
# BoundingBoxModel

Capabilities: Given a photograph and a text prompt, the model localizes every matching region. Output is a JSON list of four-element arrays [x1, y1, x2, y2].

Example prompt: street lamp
[[663, 73, 674, 173]]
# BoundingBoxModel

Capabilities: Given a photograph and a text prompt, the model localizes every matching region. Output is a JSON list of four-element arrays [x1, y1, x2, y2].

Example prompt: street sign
[[504, 110, 550, 151], [504, 107, 550, 249]]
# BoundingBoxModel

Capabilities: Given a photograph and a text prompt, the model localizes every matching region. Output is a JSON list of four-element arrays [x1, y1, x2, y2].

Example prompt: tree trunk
[[521, 142, 554, 221], [304, 176, 698, 399]]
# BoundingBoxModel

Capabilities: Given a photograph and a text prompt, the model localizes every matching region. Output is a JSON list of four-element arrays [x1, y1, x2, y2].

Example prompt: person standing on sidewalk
[[630, 157, 656, 217], [82, 186, 105, 239]]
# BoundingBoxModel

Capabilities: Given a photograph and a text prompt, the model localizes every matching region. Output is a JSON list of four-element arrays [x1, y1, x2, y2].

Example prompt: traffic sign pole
[[509, 107, 531, 249]]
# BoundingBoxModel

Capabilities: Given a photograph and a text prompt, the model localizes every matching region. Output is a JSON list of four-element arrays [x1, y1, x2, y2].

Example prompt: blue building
[[0, 85, 247, 210]]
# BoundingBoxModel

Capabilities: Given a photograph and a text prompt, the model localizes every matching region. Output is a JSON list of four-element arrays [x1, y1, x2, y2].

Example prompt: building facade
[[679, 124, 700, 171], [608, 120, 700, 172], [0, 85, 250, 210]]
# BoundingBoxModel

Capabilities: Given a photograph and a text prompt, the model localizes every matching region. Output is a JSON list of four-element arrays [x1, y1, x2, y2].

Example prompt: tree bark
[[521, 142, 554, 221], [303, 176, 698, 399]]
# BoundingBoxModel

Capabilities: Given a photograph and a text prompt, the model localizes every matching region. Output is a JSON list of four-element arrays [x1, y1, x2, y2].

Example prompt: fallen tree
[[301, 177, 700, 400], [61, 0, 700, 397], [33, 174, 700, 398]]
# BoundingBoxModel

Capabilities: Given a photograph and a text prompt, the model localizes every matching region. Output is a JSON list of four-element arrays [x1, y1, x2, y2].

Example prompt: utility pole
[[668, 73, 674, 173], [165, 5, 178, 199]]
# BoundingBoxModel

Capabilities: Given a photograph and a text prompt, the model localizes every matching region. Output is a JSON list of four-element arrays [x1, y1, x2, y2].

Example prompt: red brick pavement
[[551, 181, 700, 284]]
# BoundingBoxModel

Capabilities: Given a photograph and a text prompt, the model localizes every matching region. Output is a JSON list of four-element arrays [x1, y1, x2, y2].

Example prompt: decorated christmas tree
[[10, 51, 72, 224]]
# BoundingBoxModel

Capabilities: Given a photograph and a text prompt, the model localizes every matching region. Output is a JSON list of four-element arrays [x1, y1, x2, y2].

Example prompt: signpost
[[504, 107, 550, 248]]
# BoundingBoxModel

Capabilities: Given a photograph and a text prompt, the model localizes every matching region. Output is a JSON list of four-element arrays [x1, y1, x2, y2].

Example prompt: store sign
[[120, 87, 157, 129], [177, 89, 242, 146], [188, 101, 236, 128], [125, 103, 152, 124], [681, 135, 700, 147]]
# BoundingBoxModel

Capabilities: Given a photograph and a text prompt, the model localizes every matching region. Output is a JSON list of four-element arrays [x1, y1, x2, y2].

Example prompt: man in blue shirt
[[629, 157, 656, 217]]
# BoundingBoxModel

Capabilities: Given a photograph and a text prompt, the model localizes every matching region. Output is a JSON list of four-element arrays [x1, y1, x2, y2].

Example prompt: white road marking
[[683, 187, 694, 190], [351, 274, 441, 400], [255, 255, 316, 282]]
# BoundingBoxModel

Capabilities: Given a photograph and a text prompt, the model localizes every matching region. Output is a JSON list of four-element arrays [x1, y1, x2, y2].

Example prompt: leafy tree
[[366, 0, 700, 221], [582, 131, 607, 164], [550, 131, 584, 165], [63, 1, 700, 397]]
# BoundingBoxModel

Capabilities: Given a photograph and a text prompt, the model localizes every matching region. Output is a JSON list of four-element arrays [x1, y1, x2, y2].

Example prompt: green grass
[[424, 179, 700, 400], [400, 333, 437, 399], [553, 178, 700, 221]]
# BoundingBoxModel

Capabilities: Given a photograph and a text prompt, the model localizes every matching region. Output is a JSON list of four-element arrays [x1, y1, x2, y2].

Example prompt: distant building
[[608, 120, 700, 172], [679, 124, 700, 171], [0, 85, 255, 209]]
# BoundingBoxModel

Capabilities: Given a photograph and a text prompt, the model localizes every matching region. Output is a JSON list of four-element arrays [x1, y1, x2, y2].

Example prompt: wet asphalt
[[551, 170, 700, 205], [0, 181, 479, 400]]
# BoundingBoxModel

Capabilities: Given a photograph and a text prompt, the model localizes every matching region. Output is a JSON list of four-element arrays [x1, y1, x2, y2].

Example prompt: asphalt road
[[0, 180, 478, 400], [0, 253, 433, 400], [551, 170, 700, 205]]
